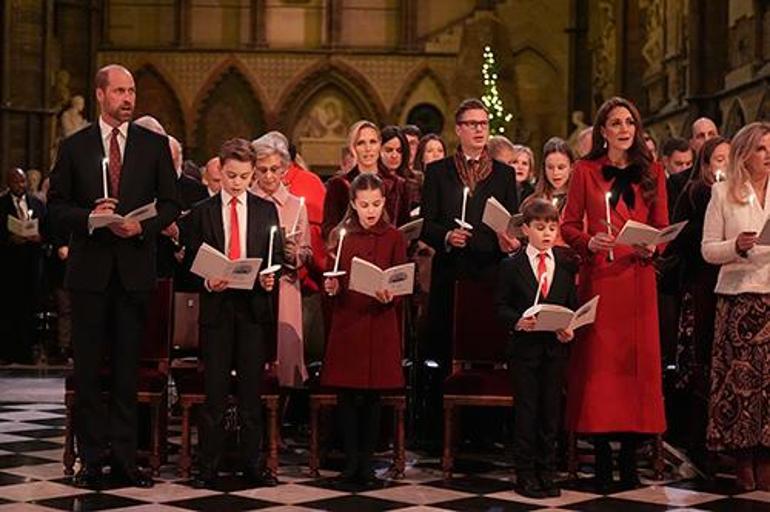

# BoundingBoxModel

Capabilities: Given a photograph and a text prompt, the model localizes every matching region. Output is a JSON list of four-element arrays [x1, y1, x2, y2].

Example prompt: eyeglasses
[[457, 120, 489, 130]]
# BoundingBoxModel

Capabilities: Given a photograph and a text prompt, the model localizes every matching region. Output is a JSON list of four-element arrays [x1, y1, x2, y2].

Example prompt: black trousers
[[509, 345, 567, 477], [199, 294, 266, 473], [71, 275, 149, 469], [337, 390, 382, 475]]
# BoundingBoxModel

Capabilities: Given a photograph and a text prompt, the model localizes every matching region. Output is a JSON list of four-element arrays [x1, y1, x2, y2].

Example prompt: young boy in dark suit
[[496, 198, 578, 499], [182, 138, 283, 489]]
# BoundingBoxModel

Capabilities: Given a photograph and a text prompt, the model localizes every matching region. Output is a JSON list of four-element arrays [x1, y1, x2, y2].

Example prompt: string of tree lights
[[481, 45, 514, 135]]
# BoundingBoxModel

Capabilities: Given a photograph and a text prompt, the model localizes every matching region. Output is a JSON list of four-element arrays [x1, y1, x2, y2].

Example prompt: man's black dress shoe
[[111, 466, 154, 488], [71, 464, 103, 489], [515, 477, 547, 499], [191, 470, 217, 489], [538, 473, 561, 498], [244, 467, 278, 487]]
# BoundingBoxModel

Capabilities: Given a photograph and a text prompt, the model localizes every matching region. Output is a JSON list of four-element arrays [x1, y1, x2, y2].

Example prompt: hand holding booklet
[[348, 257, 415, 298], [7, 216, 39, 238], [615, 219, 687, 246], [521, 295, 600, 332], [190, 242, 263, 290], [482, 197, 523, 237], [89, 201, 158, 230]]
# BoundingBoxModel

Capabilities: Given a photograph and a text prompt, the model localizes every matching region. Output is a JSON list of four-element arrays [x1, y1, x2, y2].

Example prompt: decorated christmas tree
[[481, 46, 514, 135]]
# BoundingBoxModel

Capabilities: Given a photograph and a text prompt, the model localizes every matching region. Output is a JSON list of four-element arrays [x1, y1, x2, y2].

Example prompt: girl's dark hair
[[683, 136, 730, 207], [379, 125, 410, 178], [534, 136, 575, 199], [586, 96, 658, 204], [414, 134, 447, 172], [333, 173, 389, 240]]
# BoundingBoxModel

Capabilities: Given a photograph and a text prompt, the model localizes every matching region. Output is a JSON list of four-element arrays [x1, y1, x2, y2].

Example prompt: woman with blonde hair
[[488, 136, 535, 204], [702, 122, 770, 490], [322, 120, 408, 240]]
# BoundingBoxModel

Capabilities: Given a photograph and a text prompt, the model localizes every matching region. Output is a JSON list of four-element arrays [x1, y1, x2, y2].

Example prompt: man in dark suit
[[418, 98, 520, 448], [157, 135, 207, 290], [181, 138, 282, 489], [0, 167, 46, 364], [496, 198, 578, 499], [48, 64, 179, 489]]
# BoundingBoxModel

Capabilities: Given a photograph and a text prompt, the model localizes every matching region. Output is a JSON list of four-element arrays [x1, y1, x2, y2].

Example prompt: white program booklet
[[89, 201, 158, 230], [482, 196, 522, 237], [348, 257, 415, 298], [7, 216, 39, 237], [615, 219, 687, 246], [398, 218, 423, 242], [521, 295, 600, 332], [190, 242, 262, 290]]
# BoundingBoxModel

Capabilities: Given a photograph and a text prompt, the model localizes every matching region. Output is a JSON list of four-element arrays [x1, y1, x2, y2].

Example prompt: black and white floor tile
[[0, 398, 768, 510]]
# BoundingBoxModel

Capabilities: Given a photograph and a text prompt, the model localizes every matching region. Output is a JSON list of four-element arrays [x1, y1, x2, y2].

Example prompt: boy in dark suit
[[182, 138, 283, 489], [496, 198, 578, 499]]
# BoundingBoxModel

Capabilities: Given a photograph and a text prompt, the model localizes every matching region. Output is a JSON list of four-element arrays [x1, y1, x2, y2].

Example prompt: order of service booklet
[[348, 256, 415, 298], [190, 242, 262, 290], [482, 196, 523, 237], [521, 295, 600, 332], [614, 219, 687, 246]]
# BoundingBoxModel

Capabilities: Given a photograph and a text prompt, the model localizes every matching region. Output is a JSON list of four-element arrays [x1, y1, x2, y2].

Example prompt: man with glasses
[[418, 98, 520, 449]]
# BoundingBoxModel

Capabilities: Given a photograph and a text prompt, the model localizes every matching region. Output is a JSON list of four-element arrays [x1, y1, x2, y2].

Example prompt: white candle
[[102, 158, 109, 199], [333, 228, 346, 273], [290, 196, 304, 235], [461, 186, 469, 224], [605, 191, 614, 261], [267, 225, 277, 268]]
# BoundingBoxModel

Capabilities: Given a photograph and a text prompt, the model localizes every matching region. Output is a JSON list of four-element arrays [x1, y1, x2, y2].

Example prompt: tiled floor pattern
[[0, 402, 767, 511]]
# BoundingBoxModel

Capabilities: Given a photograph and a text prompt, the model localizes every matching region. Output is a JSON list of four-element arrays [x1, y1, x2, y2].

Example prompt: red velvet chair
[[172, 293, 280, 479], [63, 278, 173, 476], [442, 279, 513, 479]]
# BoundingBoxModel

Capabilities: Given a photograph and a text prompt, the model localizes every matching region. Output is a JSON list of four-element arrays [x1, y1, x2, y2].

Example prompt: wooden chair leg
[[393, 402, 405, 479], [442, 403, 454, 480], [179, 402, 192, 478], [653, 434, 664, 480], [266, 396, 279, 477], [149, 399, 161, 476], [567, 430, 577, 478], [308, 397, 320, 477], [63, 393, 76, 476]]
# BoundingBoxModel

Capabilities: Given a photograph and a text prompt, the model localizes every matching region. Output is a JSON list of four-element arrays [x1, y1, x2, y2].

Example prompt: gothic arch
[[133, 64, 186, 143], [756, 88, 770, 122], [192, 63, 266, 163], [723, 99, 746, 138], [275, 60, 387, 135], [390, 66, 451, 121]]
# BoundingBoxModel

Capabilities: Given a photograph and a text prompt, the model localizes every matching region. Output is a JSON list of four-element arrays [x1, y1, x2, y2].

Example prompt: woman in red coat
[[322, 173, 407, 485], [561, 97, 668, 491]]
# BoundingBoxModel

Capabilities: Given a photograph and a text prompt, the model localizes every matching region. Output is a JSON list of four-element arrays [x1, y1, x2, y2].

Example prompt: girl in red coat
[[561, 97, 668, 491], [322, 173, 407, 485]]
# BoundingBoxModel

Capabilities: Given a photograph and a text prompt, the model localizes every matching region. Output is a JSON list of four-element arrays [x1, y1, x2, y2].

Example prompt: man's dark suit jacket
[[182, 192, 283, 326], [420, 156, 519, 277], [48, 122, 180, 292], [496, 246, 579, 356]]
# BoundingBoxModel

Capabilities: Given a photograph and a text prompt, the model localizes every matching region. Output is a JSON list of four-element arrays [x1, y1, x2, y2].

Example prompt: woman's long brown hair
[[586, 96, 657, 204]]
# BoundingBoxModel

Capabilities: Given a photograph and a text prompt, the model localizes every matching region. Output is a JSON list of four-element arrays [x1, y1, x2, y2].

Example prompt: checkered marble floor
[[0, 402, 769, 511]]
